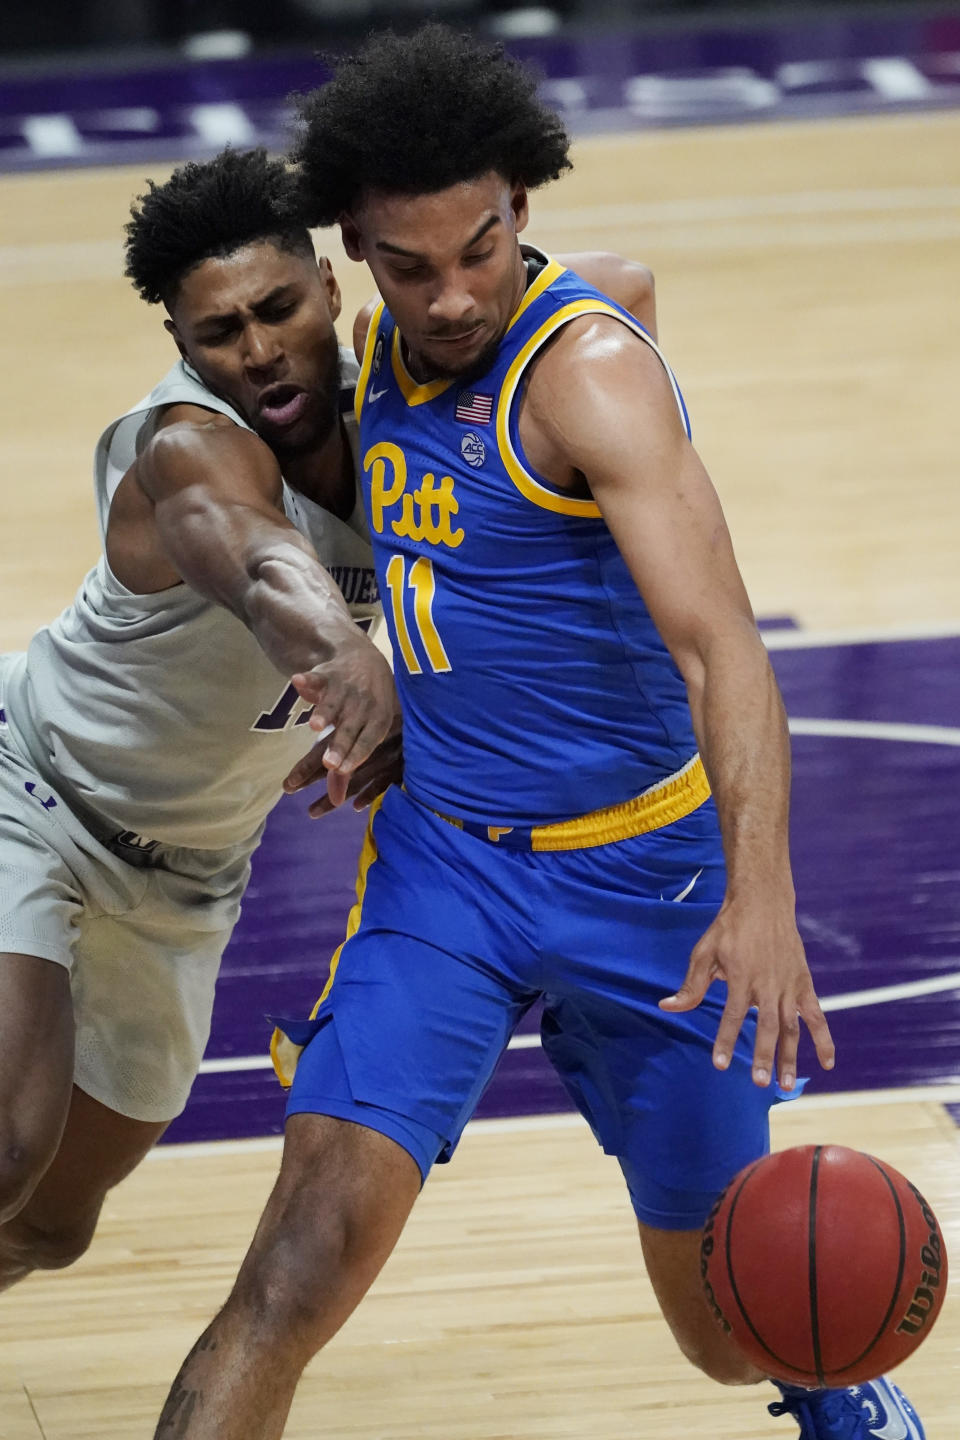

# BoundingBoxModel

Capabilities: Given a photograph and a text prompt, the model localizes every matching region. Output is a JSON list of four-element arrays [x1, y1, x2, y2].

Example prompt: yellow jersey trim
[[270, 792, 385, 1089], [430, 755, 710, 852], [383, 256, 565, 410], [390, 328, 453, 407], [495, 297, 689, 517], [531, 754, 709, 850], [507, 256, 566, 332], [354, 300, 385, 420]]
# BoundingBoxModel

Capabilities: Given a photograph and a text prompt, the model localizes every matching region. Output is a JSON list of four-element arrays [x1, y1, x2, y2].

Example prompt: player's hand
[[284, 720, 403, 817], [658, 898, 835, 1092], [286, 628, 396, 808]]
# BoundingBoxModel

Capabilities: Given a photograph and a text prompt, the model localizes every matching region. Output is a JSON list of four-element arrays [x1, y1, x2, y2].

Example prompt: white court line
[[148, 1083, 960, 1160], [789, 717, 960, 747], [199, 970, 960, 1079], [821, 971, 960, 1011]]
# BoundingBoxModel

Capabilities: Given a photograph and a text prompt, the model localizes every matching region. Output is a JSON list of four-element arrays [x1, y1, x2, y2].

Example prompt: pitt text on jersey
[[363, 441, 461, 676]]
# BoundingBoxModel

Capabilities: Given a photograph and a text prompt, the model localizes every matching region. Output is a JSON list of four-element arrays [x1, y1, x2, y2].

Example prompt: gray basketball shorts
[[0, 724, 259, 1123]]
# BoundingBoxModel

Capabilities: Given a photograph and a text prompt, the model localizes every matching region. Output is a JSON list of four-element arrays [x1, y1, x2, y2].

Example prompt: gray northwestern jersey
[[2, 351, 381, 851]]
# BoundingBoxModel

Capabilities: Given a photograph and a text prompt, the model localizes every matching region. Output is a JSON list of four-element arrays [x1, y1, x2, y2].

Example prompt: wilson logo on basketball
[[895, 1183, 944, 1337]]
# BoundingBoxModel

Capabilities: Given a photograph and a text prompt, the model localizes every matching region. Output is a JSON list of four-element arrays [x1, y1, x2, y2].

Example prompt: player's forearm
[[682, 623, 795, 903], [241, 543, 358, 677], [156, 490, 356, 675]]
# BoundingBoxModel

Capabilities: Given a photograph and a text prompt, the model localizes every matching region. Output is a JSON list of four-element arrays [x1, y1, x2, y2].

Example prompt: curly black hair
[[292, 25, 571, 226], [124, 147, 315, 306]]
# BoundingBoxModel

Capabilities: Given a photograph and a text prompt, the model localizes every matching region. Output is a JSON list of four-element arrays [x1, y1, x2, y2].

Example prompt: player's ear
[[339, 211, 364, 262], [510, 183, 529, 236], [163, 317, 189, 362], [316, 256, 342, 322]]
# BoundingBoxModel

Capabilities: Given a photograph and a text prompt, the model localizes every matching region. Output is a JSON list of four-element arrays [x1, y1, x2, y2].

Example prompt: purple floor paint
[[3, 8, 960, 172], [161, 630, 960, 1145]]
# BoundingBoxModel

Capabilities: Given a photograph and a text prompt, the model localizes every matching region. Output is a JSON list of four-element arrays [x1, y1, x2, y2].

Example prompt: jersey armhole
[[496, 300, 692, 517]]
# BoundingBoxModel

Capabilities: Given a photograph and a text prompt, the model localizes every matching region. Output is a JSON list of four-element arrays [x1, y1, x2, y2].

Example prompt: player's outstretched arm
[[554, 252, 657, 339], [520, 320, 835, 1092], [113, 405, 395, 803]]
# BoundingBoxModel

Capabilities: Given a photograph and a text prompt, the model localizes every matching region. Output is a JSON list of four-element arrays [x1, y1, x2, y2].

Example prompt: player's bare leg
[[0, 1085, 166, 1289], [0, 951, 76, 1280], [154, 1113, 422, 1440], [638, 1222, 765, 1384]]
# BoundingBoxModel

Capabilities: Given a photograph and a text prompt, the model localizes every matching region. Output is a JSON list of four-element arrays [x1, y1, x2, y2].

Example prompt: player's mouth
[[256, 383, 310, 429]]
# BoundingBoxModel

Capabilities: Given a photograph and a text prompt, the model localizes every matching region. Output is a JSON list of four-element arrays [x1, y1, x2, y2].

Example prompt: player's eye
[[197, 327, 235, 346], [463, 249, 494, 266]]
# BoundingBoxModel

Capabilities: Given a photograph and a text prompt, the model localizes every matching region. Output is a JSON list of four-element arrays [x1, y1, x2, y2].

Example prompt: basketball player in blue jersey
[[0, 142, 649, 1313], [151, 34, 924, 1440]]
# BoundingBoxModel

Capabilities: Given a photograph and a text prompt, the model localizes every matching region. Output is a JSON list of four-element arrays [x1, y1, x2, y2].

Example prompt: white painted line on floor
[[199, 1054, 275, 1074], [821, 971, 960, 1011], [147, 1082, 960, 1159], [789, 717, 960, 747], [197, 969, 960, 1084]]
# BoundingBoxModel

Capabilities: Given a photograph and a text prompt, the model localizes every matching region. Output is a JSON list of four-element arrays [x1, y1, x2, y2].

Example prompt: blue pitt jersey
[[355, 256, 701, 829]]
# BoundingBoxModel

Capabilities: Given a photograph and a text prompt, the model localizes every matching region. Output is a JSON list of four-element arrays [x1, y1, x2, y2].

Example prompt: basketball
[[700, 1145, 948, 1388]]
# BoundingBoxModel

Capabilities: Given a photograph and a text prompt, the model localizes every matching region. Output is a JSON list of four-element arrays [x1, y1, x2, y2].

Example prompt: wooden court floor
[[1, 109, 959, 1436]]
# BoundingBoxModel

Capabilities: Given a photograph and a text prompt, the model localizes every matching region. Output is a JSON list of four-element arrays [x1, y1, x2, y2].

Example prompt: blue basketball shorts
[[281, 784, 777, 1230]]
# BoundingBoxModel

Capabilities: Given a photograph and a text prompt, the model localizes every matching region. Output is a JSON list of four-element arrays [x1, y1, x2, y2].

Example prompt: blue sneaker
[[769, 1377, 925, 1439]]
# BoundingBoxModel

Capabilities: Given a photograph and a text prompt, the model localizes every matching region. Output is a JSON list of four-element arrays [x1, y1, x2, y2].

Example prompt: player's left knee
[[5, 1210, 98, 1272]]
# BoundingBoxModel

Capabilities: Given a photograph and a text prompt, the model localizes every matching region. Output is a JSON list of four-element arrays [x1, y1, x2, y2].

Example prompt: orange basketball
[[700, 1144, 947, 1387]]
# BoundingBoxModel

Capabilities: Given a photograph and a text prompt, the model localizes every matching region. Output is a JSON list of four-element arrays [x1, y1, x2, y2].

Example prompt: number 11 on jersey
[[385, 554, 452, 675]]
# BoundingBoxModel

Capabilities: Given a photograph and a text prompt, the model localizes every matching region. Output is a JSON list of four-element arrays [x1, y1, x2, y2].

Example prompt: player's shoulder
[[527, 311, 667, 407], [137, 399, 239, 453]]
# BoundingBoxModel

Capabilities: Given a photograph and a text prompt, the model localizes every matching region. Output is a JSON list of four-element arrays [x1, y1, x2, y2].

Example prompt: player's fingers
[[324, 767, 350, 809], [325, 712, 392, 775], [775, 1003, 802, 1092], [800, 992, 836, 1072], [282, 742, 328, 793], [747, 996, 781, 1087], [291, 671, 327, 703], [307, 793, 336, 819], [658, 944, 714, 1013], [711, 991, 751, 1074]]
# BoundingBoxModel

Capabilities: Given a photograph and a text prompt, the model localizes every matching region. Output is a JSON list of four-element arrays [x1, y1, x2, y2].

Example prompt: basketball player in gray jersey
[[0, 145, 657, 1296], [0, 148, 399, 1291]]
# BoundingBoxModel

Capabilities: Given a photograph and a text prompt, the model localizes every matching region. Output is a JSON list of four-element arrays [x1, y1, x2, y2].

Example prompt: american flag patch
[[455, 391, 494, 425]]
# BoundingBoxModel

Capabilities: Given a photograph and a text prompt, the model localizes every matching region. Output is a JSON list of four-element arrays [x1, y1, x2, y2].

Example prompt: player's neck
[[282, 416, 354, 520]]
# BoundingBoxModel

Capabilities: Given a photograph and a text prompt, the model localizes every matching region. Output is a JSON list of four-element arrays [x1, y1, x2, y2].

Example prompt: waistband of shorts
[[422, 754, 710, 852]]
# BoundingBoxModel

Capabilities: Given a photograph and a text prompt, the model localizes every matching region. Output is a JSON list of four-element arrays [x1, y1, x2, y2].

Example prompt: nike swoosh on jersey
[[672, 868, 703, 903], [367, 385, 388, 403]]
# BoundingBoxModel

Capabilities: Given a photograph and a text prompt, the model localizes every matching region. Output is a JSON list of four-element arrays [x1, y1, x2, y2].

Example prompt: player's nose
[[426, 281, 475, 327], [243, 323, 283, 371]]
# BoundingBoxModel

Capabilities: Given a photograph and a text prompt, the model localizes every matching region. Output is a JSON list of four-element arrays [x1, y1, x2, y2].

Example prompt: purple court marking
[[162, 630, 960, 1146], [3, 9, 960, 172]]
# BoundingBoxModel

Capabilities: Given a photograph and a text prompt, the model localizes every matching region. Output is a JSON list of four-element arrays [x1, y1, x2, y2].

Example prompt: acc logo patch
[[460, 431, 486, 468]]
